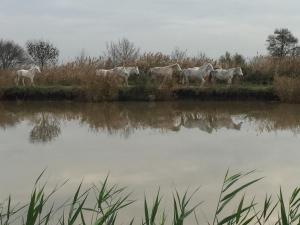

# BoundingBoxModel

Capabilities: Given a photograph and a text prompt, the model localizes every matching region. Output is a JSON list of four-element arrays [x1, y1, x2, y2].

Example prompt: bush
[[82, 74, 122, 101], [243, 56, 300, 85], [0, 70, 15, 87], [274, 76, 300, 103]]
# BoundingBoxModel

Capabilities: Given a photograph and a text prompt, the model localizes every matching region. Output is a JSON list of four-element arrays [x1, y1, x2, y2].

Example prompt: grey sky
[[1, 0, 300, 61]]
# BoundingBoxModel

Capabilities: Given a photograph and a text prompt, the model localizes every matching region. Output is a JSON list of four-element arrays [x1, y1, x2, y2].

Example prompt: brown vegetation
[[0, 54, 300, 102], [274, 76, 300, 103]]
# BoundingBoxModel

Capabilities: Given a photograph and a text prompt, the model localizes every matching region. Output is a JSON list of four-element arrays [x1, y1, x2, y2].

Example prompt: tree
[[219, 52, 245, 67], [0, 39, 26, 69], [232, 53, 246, 66], [105, 38, 139, 66], [26, 40, 59, 69], [219, 52, 232, 66], [266, 28, 299, 57], [291, 46, 300, 56], [171, 47, 187, 62]]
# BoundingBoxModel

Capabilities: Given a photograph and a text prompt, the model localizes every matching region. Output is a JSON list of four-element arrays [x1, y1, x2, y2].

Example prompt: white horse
[[150, 63, 182, 87], [210, 67, 243, 85], [96, 67, 139, 86], [15, 65, 41, 86], [182, 63, 214, 86], [96, 69, 114, 78], [113, 66, 140, 86]]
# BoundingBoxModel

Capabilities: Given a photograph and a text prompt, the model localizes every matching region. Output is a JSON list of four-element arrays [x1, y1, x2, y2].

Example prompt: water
[[0, 101, 299, 223]]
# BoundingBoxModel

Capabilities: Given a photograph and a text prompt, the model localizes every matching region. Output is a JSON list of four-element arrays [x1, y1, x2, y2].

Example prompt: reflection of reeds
[[1, 170, 300, 225]]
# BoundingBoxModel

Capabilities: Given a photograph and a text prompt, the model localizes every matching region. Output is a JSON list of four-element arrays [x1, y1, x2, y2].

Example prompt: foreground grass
[[0, 84, 278, 102], [1, 170, 300, 225]]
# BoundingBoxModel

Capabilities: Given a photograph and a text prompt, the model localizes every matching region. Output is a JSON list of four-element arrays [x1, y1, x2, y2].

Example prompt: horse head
[[31, 65, 41, 73], [132, 66, 140, 76], [204, 63, 214, 73], [235, 67, 243, 76], [171, 63, 182, 72]]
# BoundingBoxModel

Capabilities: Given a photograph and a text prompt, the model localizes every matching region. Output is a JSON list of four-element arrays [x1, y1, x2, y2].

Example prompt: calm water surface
[[0, 101, 299, 223]]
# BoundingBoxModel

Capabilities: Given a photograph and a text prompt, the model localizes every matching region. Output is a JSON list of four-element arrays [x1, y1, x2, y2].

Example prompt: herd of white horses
[[96, 63, 243, 87], [15, 63, 243, 87]]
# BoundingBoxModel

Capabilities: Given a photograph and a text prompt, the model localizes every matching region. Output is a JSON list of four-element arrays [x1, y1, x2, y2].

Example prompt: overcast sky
[[1, 0, 300, 61]]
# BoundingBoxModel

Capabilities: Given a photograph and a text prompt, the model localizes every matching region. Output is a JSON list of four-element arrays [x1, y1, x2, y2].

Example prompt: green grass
[[1, 170, 300, 225], [173, 85, 277, 101], [0, 86, 82, 101], [0, 84, 279, 102]]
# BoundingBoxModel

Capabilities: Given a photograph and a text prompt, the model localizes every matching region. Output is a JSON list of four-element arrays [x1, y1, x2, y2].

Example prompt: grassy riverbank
[[0, 84, 278, 102], [1, 170, 299, 225], [1, 55, 300, 103]]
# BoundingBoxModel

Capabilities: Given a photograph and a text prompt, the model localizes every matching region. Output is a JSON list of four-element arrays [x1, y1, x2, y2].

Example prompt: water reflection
[[29, 113, 61, 143], [0, 101, 300, 143], [180, 113, 243, 133], [0, 101, 300, 224]]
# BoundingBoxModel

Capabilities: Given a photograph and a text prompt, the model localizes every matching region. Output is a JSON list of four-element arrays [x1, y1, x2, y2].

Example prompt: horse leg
[[181, 76, 185, 85], [22, 78, 25, 86], [160, 75, 167, 88], [184, 75, 189, 87], [211, 76, 216, 85], [31, 78, 35, 86], [227, 78, 232, 86], [186, 76, 189, 87], [201, 78, 205, 87]]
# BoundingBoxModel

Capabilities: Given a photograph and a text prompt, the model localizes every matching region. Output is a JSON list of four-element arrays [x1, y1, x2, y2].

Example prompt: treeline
[[0, 28, 300, 71]]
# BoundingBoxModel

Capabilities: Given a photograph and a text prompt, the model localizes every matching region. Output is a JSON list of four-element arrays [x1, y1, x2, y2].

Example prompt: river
[[0, 101, 299, 224]]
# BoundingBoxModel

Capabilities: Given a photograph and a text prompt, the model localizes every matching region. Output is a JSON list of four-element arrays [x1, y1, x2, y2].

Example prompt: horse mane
[[234, 67, 242, 72], [169, 63, 179, 67], [169, 63, 181, 70]]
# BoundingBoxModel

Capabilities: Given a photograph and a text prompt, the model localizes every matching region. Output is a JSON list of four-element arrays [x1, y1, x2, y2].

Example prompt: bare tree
[[105, 38, 140, 66], [29, 113, 61, 143], [171, 47, 187, 62], [0, 39, 26, 69], [26, 40, 59, 69], [196, 52, 210, 61]]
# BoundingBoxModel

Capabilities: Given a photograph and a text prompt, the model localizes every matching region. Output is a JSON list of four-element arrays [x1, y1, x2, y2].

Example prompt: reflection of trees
[[0, 105, 20, 129], [80, 103, 132, 137], [29, 113, 61, 143], [245, 104, 300, 133], [0, 102, 299, 140], [0, 112, 19, 129]]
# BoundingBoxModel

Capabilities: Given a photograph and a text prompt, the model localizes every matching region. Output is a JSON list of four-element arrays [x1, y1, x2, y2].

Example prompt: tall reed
[[1, 169, 300, 225], [274, 76, 300, 103]]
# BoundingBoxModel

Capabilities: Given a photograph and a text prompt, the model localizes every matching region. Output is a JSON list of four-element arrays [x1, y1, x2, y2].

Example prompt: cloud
[[1, 0, 300, 59]]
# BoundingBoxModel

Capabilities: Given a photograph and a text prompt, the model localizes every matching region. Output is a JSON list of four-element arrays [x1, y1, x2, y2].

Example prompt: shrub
[[0, 70, 15, 87], [82, 73, 122, 101], [243, 56, 300, 85], [274, 76, 300, 103]]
